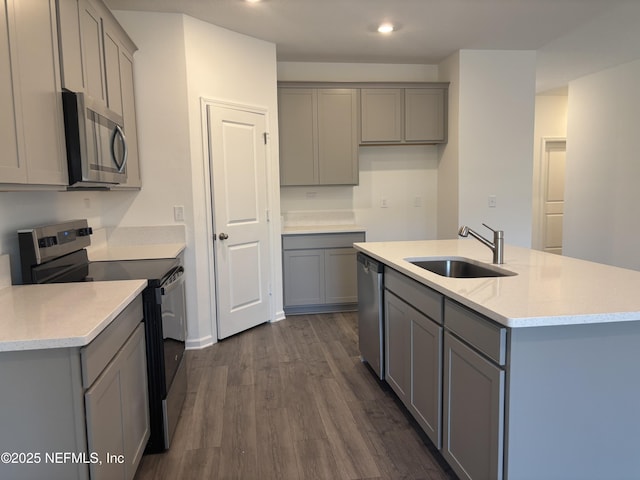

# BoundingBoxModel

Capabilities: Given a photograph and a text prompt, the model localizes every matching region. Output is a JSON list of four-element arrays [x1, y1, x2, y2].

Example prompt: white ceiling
[[106, 0, 640, 92]]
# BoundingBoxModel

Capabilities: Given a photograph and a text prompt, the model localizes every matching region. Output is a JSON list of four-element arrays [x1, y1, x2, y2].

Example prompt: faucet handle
[[482, 223, 504, 238]]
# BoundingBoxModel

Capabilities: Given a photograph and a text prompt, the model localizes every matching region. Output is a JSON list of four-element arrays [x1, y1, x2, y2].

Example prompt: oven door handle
[[160, 266, 185, 296]]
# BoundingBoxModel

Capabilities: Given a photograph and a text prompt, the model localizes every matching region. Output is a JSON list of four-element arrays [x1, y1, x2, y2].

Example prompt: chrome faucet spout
[[458, 223, 504, 264]]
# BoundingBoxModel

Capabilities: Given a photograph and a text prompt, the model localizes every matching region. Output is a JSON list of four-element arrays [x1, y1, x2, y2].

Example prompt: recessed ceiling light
[[246, 0, 261, 3], [377, 23, 394, 34]]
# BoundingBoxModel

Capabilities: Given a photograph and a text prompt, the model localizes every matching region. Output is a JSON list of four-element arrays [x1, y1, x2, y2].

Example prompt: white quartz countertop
[[0, 280, 146, 352], [355, 239, 640, 328]]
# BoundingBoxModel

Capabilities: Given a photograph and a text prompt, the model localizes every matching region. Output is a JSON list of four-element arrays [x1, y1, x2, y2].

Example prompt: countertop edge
[[0, 280, 147, 352], [354, 242, 640, 328]]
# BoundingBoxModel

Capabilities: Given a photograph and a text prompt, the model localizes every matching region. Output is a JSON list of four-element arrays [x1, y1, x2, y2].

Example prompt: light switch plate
[[174, 205, 185, 222]]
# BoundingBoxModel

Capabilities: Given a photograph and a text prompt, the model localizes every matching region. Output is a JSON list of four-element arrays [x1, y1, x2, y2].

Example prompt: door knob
[[218, 232, 229, 240]]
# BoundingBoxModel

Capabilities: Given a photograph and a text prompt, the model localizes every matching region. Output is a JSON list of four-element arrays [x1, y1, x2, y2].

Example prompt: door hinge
[[266, 209, 270, 222], [263, 132, 269, 144]]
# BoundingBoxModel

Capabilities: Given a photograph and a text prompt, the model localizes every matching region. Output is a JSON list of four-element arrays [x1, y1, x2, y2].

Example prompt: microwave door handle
[[112, 125, 128, 173]]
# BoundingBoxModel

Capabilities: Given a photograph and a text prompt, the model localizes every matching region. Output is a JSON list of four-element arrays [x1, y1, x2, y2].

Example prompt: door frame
[[199, 97, 276, 341], [533, 137, 566, 251]]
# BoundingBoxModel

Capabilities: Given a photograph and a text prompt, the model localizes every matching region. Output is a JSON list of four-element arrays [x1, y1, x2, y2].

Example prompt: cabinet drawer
[[81, 295, 143, 388], [282, 232, 365, 250], [385, 268, 443, 324], [444, 299, 506, 365]]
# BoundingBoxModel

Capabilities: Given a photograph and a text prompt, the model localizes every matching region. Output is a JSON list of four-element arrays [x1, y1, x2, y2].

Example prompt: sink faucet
[[458, 223, 504, 264]]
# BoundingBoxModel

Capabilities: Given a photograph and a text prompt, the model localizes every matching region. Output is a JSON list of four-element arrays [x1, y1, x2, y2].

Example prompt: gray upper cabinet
[[360, 85, 448, 145], [0, 1, 21, 183], [58, 0, 142, 188], [60, 0, 125, 114], [114, 47, 141, 188], [278, 86, 359, 186], [0, 0, 68, 187], [361, 88, 403, 143]]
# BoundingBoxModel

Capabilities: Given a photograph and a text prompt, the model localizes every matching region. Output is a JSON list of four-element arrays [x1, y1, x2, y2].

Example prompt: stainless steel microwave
[[62, 91, 128, 187]]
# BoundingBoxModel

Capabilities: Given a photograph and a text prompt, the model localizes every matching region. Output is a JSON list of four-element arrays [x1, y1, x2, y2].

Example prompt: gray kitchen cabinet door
[[360, 88, 402, 143], [324, 247, 358, 304], [410, 310, 443, 449], [0, 0, 22, 183], [278, 87, 358, 185], [316, 88, 358, 184], [405, 88, 447, 143], [8, 0, 68, 185], [85, 352, 127, 480], [115, 47, 141, 188], [85, 323, 148, 480], [119, 325, 149, 480], [283, 249, 325, 306], [278, 88, 317, 185], [385, 291, 410, 403], [102, 18, 123, 116], [56, 0, 85, 93], [443, 332, 505, 480], [81, 0, 107, 104]]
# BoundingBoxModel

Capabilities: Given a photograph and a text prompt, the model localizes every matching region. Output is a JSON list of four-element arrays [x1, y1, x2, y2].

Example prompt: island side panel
[[0, 348, 88, 480], [506, 321, 640, 480]]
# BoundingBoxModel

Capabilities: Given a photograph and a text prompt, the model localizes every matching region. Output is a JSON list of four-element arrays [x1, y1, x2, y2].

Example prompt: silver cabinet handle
[[112, 125, 128, 173], [218, 233, 229, 240]]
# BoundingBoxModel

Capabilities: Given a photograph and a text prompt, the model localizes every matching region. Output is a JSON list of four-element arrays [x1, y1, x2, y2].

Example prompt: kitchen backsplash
[[0, 255, 10, 288], [282, 210, 356, 227], [90, 225, 186, 249]]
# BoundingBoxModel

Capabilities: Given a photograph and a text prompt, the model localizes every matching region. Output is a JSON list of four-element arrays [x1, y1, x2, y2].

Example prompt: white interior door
[[542, 140, 566, 255], [207, 103, 271, 339]]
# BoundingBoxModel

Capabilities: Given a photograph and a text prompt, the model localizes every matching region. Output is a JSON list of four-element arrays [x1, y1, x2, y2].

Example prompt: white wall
[[531, 93, 568, 249], [278, 62, 440, 241], [114, 12, 282, 346], [436, 52, 460, 239], [563, 59, 640, 270], [0, 189, 131, 283], [457, 50, 537, 248]]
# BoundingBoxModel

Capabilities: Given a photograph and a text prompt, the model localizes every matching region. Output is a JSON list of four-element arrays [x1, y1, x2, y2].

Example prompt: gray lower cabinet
[[442, 332, 505, 480], [384, 291, 411, 402], [442, 298, 506, 480], [374, 266, 640, 479], [0, 295, 149, 480], [282, 232, 365, 314], [84, 322, 149, 480], [384, 268, 443, 448]]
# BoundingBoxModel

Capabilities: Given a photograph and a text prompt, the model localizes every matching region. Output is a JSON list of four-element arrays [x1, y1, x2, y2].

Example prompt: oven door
[[161, 266, 186, 389]]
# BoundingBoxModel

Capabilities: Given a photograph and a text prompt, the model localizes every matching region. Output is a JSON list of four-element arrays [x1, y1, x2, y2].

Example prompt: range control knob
[[38, 236, 58, 248]]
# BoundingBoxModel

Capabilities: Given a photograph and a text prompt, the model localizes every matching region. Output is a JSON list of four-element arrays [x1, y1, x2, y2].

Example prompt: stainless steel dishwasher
[[357, 252, 384, 380]]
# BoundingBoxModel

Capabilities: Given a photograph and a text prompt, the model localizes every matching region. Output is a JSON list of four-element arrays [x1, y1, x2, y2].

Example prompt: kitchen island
[[355, 239, 640, 480]]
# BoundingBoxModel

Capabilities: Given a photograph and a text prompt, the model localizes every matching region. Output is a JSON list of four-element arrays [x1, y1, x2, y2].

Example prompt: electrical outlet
[[380, 197, 388, 208], [414, 196, 423, 207], [173, 205, 185, 222], [488, 195, 497, 208]]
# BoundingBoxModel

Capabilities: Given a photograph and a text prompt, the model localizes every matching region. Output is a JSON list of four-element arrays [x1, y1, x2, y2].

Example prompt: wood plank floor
[[134, 312, 458, 480]]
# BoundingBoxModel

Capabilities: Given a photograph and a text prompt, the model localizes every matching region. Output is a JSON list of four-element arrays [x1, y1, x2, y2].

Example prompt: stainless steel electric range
[[18, 219, 186, 454]]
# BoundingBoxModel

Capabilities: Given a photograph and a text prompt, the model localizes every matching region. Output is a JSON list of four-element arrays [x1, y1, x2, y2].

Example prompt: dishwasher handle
[[357, 252, 383, 274]]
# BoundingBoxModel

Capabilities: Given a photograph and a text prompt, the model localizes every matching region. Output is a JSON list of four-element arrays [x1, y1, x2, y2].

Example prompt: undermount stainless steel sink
[[407, 257, 517, 278]]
